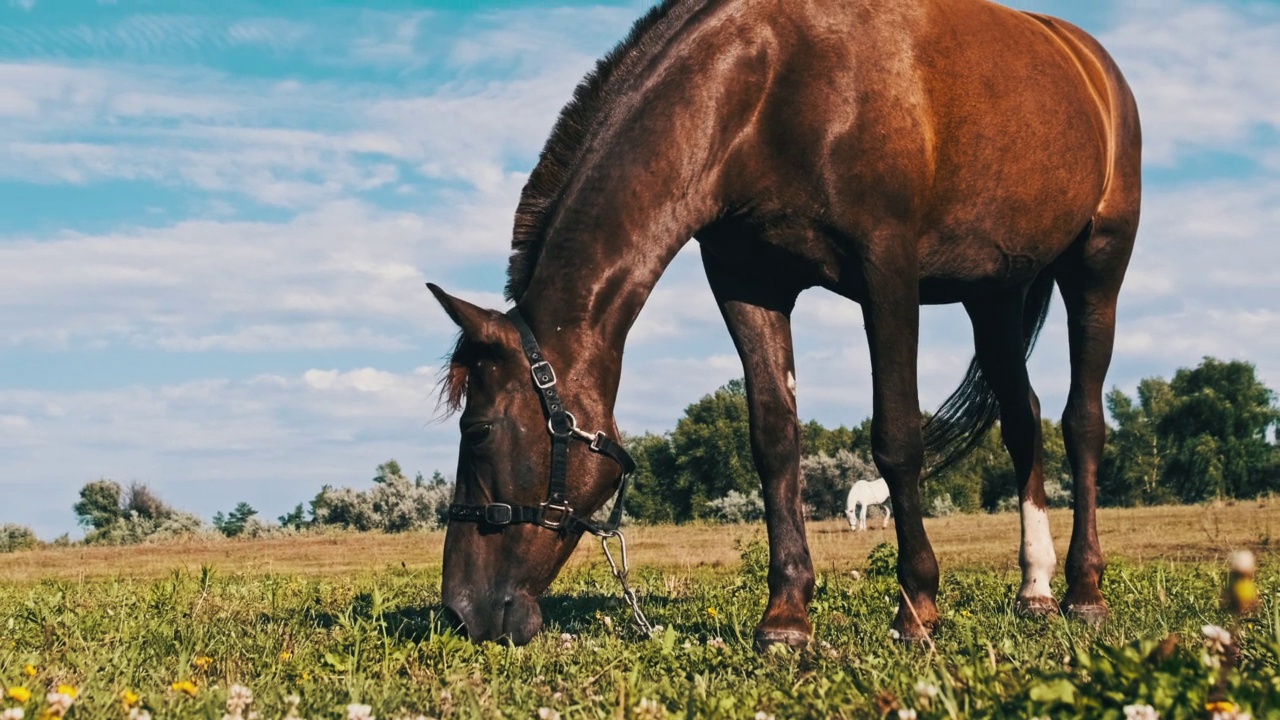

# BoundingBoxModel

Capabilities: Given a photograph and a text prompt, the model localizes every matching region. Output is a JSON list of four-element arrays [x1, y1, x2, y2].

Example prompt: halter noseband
[[446, 308, 636, 536]]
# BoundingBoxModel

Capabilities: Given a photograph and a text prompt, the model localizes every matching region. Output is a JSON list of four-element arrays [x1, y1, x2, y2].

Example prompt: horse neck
[[516, 197, 698, 413]]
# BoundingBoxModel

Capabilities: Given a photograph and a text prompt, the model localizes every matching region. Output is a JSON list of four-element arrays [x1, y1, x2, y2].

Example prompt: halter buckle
[[530, 361, 556, 389], [483, 503, 513, 525], [539, 501, 573, 529]]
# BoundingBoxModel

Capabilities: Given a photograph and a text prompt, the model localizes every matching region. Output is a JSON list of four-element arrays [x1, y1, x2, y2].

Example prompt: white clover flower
[[224, 684, 254, 719], [915, 681, 940, 704], [706, 637, 727, 650], [1123, 704, 1159, 720], [1, 708, 25, 720], [128, 709, 151, 720], [346, 704, 375, 720], [633, 698, 666, 719], [889, 628, 902, 640], [755, 712, 775, 720], [43, 691, 75, 719], [898, 709, 918, 720], [559, 633, 575, 649], [1202, 624, 1233, 654], [537, 709, 561, 720], [1229, 549, 1257, 576], [284, 695, 304, 720], [601, 616, 613, 629], [850, 570, 862, 580]]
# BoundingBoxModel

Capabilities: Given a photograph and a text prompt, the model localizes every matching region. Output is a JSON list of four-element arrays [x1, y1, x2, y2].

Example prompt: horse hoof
[[890, 623, 933, 644], [1015, 596, 1060, 617], [753, 629, 811, 652], [1062, 602, 1109, 625]]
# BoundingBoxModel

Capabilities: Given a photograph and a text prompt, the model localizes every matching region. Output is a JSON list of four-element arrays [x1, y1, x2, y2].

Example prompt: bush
[[928, 493, 960, 517], [801, 449, 878, 520], [0, 524, 38, 553], [85, 510, 214, 545], [311, 475, 452, 533], [866, 541, 898, 577], [705, 490, 765, 523]]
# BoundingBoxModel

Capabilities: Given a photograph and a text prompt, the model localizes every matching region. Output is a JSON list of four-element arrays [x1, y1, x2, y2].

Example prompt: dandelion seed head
[[1229, 550, 1256, 576]]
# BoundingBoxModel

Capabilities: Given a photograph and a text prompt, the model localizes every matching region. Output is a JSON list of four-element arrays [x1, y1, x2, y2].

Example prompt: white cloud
[[1104, 0, 1280, 165], [0, 366, 456, 538], [0, 200, 510, 350]]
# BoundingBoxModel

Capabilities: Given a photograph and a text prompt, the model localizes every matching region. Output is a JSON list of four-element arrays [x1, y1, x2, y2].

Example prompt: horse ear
[[427, 283, 498, 340]]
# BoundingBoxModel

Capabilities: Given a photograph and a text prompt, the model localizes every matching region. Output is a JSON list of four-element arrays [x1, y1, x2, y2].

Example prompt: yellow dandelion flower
[[300, 672, 312, 682], [170, 681, 198, 698], [121, 690, 140, 708], [54, 686, 77, 700], [6, 686, 32, 704], [1233, 578, 1258, 606], [192, 656, 213, 671], [707, 607, 719, 619], [1205, 701, 1237, 713], [278, 650, 292, 661], [22, 666, 36, 678]]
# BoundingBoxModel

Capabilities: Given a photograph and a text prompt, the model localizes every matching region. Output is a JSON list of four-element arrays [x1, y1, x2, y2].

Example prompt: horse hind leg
[[1056, 213, 1138, 622], [701, 245, 813, 650], [964, 287, 1059, 616]]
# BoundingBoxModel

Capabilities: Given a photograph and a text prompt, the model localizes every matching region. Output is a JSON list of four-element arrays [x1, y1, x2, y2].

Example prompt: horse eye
[[463, 422, 492, 445]]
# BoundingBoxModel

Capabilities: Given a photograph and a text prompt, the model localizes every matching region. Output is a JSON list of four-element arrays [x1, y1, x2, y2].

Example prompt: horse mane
[[504, 0, 700, 301]]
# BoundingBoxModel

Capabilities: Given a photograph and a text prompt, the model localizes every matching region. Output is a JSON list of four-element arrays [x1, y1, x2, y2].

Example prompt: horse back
[[704, 0, 1139, 297]]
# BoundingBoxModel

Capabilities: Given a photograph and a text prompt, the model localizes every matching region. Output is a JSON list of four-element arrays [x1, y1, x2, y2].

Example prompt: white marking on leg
[[785, 371, 796, 397], [1019, 499, 1056, 599]]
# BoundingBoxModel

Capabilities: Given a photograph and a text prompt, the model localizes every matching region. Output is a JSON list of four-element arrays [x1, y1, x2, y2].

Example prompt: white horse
[[845, 478, 892, 531]]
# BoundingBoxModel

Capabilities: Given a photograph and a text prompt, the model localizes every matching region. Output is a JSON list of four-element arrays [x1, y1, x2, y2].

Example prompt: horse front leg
[[702, 247, 812, 650], [860, 245, 939, 639]]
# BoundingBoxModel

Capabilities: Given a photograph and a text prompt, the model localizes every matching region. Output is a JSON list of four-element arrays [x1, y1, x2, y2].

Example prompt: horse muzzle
[[443, 588, 543, 646]]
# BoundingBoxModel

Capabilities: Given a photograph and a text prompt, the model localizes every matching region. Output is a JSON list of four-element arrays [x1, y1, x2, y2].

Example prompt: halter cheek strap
[[447, 308, 636, 536]]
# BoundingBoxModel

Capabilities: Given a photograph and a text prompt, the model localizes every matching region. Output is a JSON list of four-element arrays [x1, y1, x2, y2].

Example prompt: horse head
[[428, 284, 631, 645]]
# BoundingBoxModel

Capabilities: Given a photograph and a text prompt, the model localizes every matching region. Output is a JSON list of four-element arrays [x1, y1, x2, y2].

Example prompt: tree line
[[2, 356, 1274, 552], [622, 357, 1280, 522]]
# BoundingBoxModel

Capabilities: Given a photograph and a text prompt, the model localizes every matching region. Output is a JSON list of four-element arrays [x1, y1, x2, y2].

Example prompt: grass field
[[1, 503, 1277, 719]]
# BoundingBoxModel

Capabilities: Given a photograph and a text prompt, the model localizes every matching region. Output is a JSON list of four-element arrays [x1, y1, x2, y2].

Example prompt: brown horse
[[428, 0, 1140, 647]]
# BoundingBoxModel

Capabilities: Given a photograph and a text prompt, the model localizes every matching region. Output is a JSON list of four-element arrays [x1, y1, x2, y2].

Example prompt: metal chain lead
[[599, 530, 656, 637]]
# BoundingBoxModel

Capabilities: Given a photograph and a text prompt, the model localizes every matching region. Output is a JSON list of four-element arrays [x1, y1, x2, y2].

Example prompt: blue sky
[[2, 0, 1278, 538]]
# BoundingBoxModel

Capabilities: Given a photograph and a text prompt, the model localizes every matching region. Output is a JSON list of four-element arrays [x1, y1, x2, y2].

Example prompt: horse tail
[[922, 270, 1057, 476]]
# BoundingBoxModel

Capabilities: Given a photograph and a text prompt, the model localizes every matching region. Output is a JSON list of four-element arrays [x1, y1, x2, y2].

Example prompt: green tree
[[278, 503, 308, 530], [373, 460, 404, 484], [621, 432, 680, 523], [73, 479, 124, 530], [1160, 358, 1279, 501], [429, 470, 448, 488], [669, 379, 757, 519], [1101, 378, 1176, 506], [213, 502, 259, 538]]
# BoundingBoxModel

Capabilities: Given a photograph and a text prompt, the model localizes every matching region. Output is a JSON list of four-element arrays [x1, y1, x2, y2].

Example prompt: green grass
[[1, 539, 1277, 719]]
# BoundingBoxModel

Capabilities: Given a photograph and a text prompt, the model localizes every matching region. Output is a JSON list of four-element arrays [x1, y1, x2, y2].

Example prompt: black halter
[[447, 308, 637, 536]]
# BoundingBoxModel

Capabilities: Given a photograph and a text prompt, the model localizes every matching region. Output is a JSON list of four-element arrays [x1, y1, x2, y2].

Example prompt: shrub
[[866, 541, 898, 577], [311, 476, 452, 533], [801, 449, 878, 520], [928, 493, 960, 517], [0, 524, 38, 553], [705, 490, 765, 523]]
